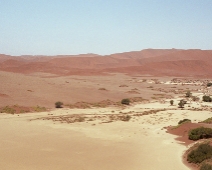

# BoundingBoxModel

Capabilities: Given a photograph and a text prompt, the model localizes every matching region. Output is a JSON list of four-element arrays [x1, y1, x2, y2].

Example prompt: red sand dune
[[1, 49, 212, 77]]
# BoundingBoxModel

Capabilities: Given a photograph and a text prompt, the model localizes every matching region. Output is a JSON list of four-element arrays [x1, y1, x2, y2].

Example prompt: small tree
[[203, 95, 212, 102], [121, 98, 130, 105], [55, 101, 63, 108], [170, 100, 174, 106], [207, 83, 212, 87], [178, 100, 184, 108], [186, 91, 192, 98]]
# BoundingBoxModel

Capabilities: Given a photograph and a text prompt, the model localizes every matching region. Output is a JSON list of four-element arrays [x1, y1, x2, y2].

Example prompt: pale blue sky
[[0, 0, 212, 55]]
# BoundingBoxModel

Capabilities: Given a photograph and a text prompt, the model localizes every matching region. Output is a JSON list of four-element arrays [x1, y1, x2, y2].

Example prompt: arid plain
[[1, 49, 212, 170]]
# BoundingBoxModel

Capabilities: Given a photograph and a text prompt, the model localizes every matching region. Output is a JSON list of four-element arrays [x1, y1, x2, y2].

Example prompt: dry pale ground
[[1, 70, 212, 170], [1, 96, 212, 170]]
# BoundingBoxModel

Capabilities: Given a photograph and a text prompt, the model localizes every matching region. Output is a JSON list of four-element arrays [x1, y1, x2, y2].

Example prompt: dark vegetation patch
[[189, 127, 212, 141], [55, 101, 63, 108], [203, 96, 212, 102], [200, 163, 212, 170], [178, 119, 191, 125], [121, 98, 130, 105], [201, 118, 212, 124], [187, 143, 212, 164]]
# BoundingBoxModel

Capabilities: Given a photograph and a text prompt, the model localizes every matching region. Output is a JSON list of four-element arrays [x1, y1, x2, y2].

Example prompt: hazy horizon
[[1, 1, 212, 56], [1, 48, 211, 57]]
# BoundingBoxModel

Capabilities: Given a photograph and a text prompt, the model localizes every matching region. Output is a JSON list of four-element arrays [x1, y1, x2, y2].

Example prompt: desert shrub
[[121, 115, 131, 121], [186, 91, 192, 97], [33, 105, 46, 112], [200, 164, 212, 170], [202, 118, 212, 124], [55, 101, 63, 108], [189, 127, 212, 141], [182, 100, 187, 104], [178, 100, 185, 108], [0, 106, 15, 114], [121, 98, 130, 105], [20, 110, 26, 113], [178, 119, 191, 125], [192, 96, 200, 101], [187, 143, 212, 163], [203, 96, 212, 102], [98, 88, 107, 90], [207, 83, 212, 87], [170, 100, 174, 105], [75, 117, 85, 122]]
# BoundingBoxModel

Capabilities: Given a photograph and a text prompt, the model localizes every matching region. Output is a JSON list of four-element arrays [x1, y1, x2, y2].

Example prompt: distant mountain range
[[1, 49, 212, 77]]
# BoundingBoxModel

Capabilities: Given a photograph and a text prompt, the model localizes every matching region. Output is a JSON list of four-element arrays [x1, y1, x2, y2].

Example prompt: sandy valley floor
[[1, 97, 212, 170], [1, 69, 212, 170]]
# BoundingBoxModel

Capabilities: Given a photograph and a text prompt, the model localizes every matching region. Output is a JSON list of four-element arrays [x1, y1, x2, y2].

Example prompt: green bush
[[189, 127, 212, 141], [55, 101, 63, 108], [0, 106, 15, 114], [121, 99, 130, 105], [178, 119, 191, 125], [203, 95, 212, 102], [187, 143, 212, 163], [200, 164, 212, 170]]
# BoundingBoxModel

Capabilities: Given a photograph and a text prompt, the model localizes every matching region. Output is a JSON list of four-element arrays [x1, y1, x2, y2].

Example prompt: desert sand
[[1, 49, 212, 170], [1, 98, 212, 170]]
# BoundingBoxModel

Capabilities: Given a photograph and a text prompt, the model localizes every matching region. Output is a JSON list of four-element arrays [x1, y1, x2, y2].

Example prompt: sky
[[0, 0, 212, 56]]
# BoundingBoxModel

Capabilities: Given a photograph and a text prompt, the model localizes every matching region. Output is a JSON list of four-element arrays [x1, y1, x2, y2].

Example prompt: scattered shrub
[[178, 119, 191, 125], [75, 117, 85, 122], [0, 106, 15, 114], [55, 101, 63, 108], [121, 115, 131, 121], [189, 127, 212, 141], [182, 100, 187, 104], [203, 96, 212, 102], [202, 118, 212, 124], [187, 143, 212, 163], [98, 88, 107, 91], [192, 96, 200, 101], [186, 91, 192, 97], [170, 100, 174, 105], [33, 105, 46, 112], [207, 83, 212, 87], [20, 110, 26, 113], [178, 100, 185, 108], [121, 98, 130, 105]]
